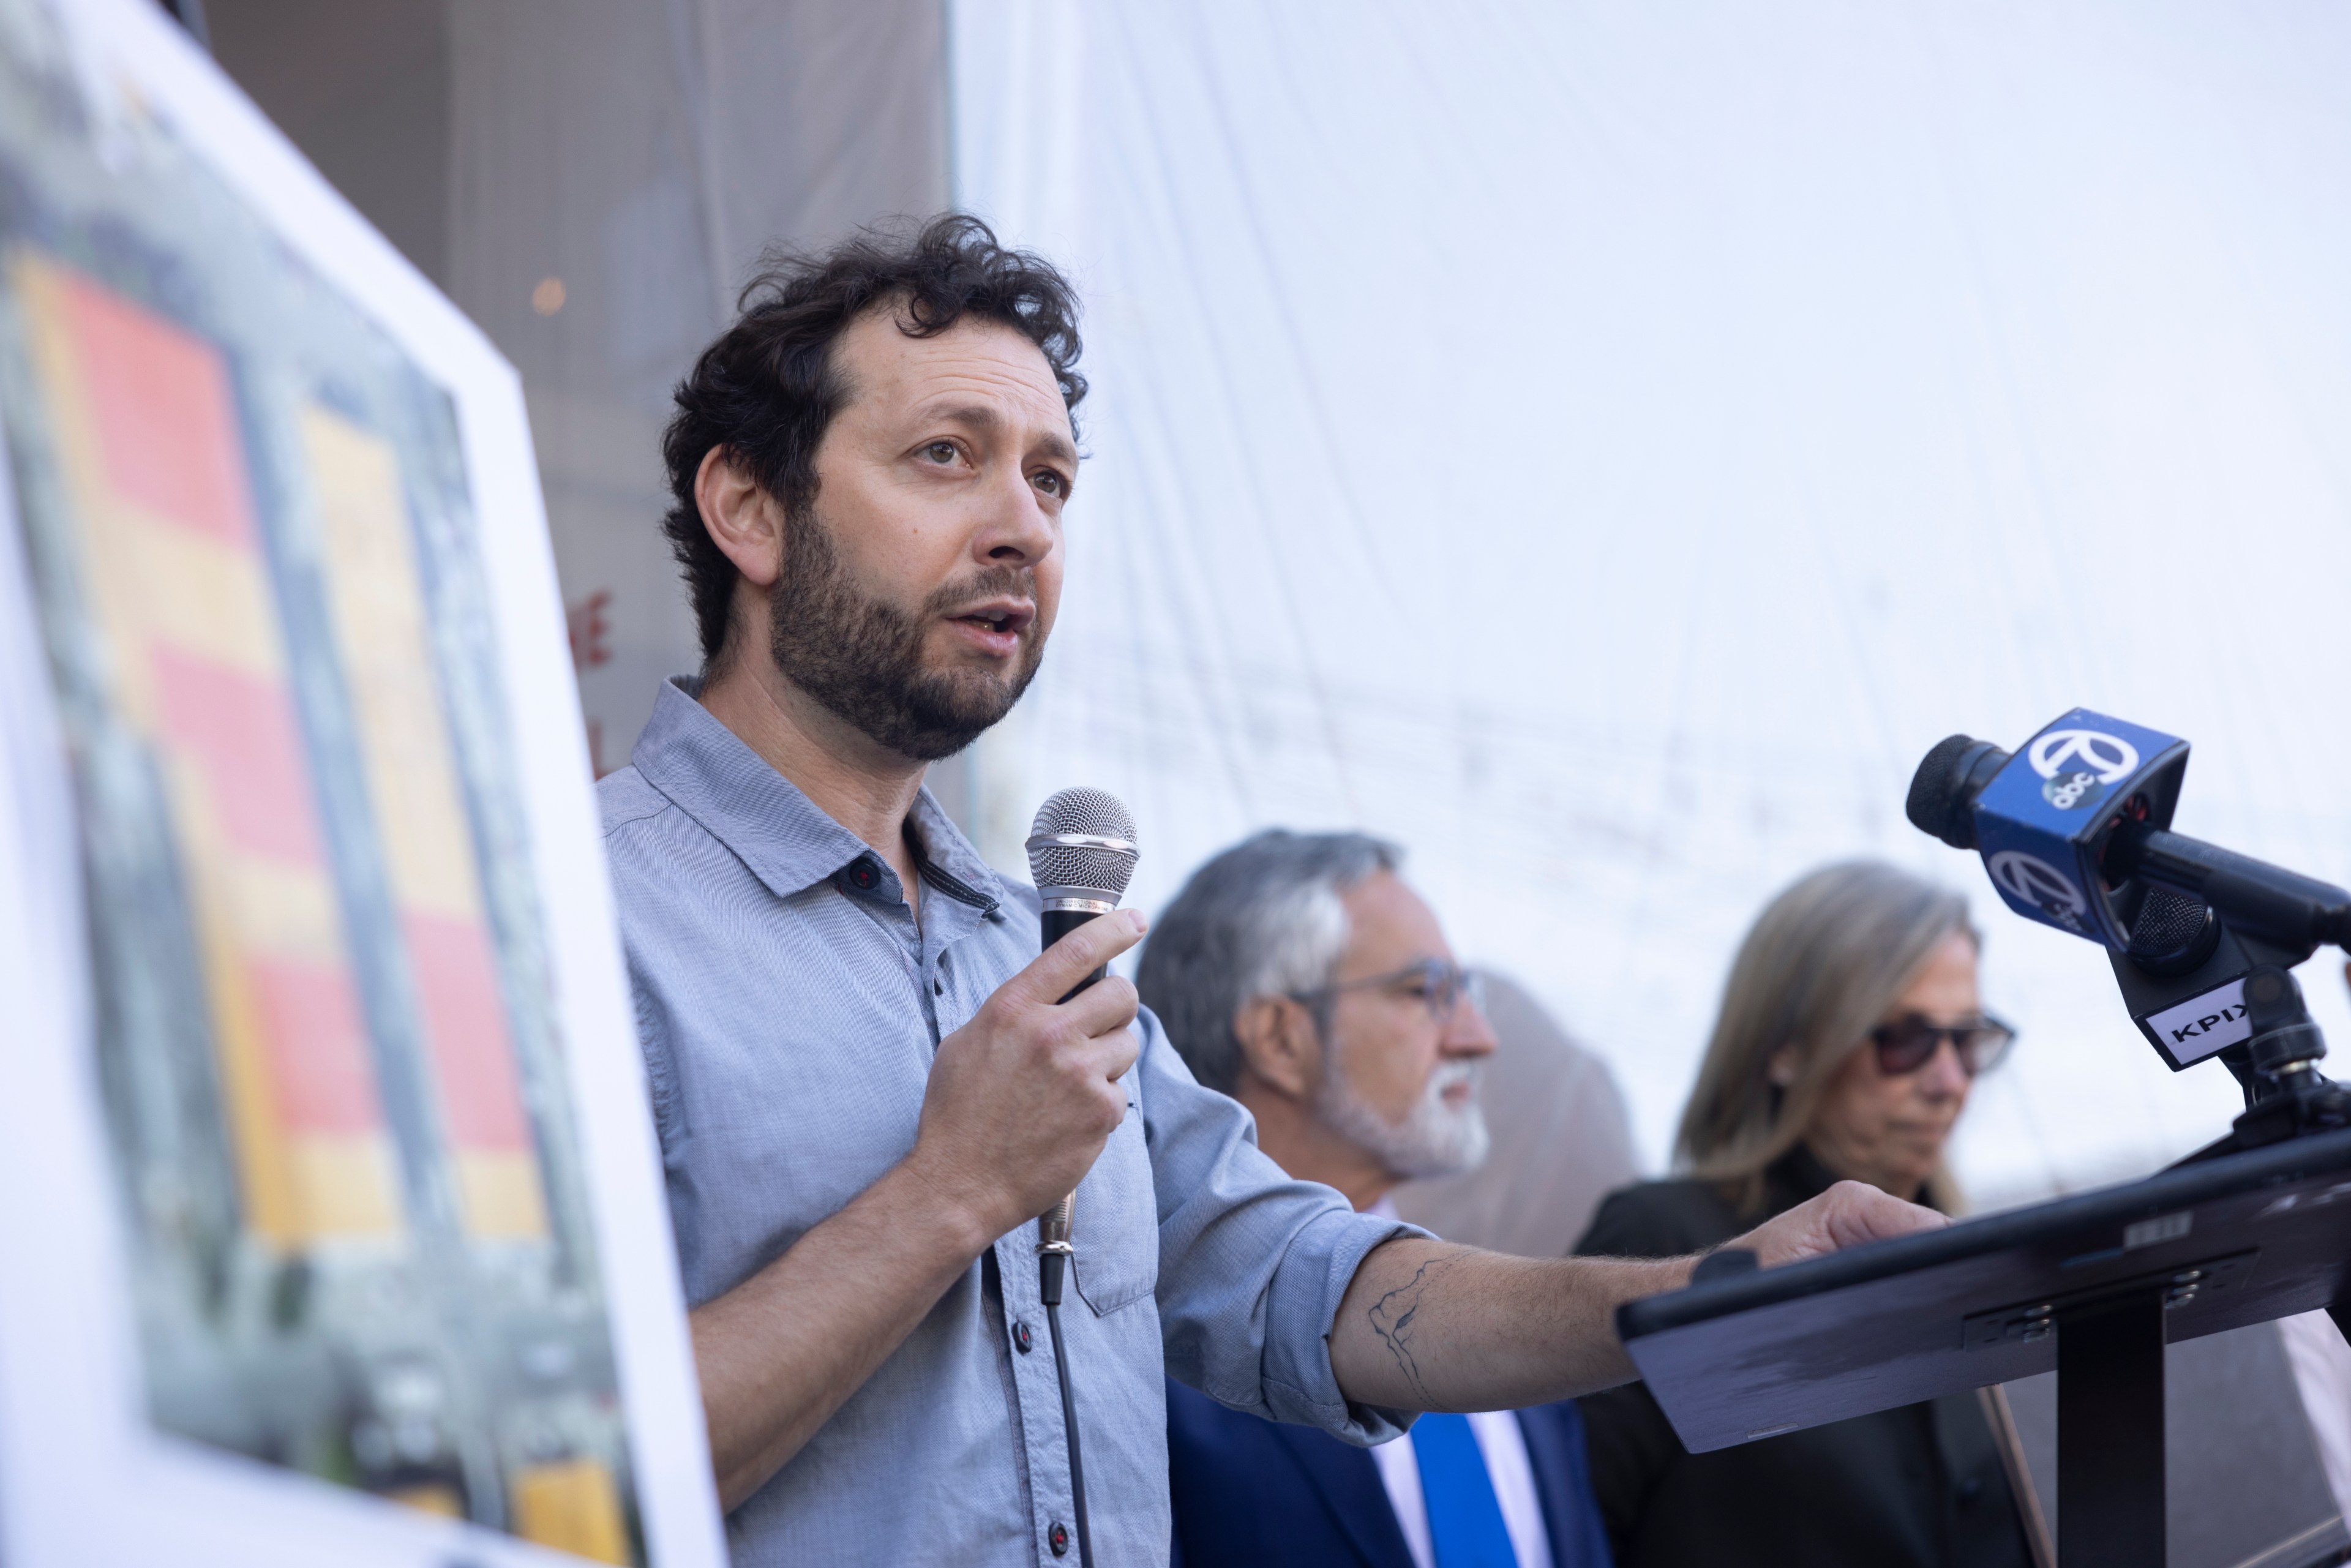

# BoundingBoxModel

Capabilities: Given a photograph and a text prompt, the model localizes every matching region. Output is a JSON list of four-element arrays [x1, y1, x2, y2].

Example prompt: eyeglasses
[[1867, 1013, 2017, 1078], [1291, 959, 1487, 1024]]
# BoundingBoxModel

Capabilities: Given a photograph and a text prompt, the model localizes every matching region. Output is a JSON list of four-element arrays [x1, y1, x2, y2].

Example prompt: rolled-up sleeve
[[1138, 1005, 1428, 1446]]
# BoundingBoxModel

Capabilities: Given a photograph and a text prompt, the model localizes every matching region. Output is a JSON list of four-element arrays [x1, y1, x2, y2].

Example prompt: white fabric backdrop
[[950, 0, 2351, 1203]]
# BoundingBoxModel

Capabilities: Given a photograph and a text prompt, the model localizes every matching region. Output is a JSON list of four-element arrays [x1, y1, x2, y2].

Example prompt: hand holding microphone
[[906, 907, 1143, 1247], [895, 789, 1145, 1252]]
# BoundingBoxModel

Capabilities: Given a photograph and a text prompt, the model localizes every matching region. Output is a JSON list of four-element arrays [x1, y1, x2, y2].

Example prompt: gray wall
[[208, 0, 450, 286], [206, 1, 954, 793]]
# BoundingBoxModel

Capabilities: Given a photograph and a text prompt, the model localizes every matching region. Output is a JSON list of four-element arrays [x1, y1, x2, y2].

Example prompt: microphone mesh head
[[1027, 787, 1139, 901], [2128, 885, 2211, 963], [1906, 735, 1983, 850]]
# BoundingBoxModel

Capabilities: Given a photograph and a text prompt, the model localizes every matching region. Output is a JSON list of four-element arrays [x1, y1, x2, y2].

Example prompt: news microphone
[[1020, 787, 1139, 1568], [1907, 712, 2351, 956], [1907, 709, 2351, 1068]]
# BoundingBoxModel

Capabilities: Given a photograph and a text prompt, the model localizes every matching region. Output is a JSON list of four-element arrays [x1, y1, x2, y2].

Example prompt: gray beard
[[1316, 1054, 1492, 1182], [767, 505, 1044, 762]]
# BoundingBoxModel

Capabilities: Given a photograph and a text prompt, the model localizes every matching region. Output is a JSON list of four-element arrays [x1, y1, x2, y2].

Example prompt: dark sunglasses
[[1868, 1013, 2017, 1077]]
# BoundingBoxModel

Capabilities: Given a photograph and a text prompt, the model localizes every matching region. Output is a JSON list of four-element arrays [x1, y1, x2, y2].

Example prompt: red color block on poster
[[403, 911, 531, 1152], [149, 647, 324, 866], [247, 957, 381, 1136], [60, 268, 256, 547]]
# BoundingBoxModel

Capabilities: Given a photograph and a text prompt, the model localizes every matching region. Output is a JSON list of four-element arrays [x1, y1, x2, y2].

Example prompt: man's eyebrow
[[924, 401, 1005, 433], [921, 401, 1079, 467]]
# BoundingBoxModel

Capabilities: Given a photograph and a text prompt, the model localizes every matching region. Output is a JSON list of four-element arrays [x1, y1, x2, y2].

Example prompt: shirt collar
[[904, 784, 1009, 918], [629, 677, 1009, 912]]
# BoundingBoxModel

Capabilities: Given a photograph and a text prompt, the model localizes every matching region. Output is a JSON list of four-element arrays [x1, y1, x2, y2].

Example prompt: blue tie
[[1412, 1412, 1518, 1567]]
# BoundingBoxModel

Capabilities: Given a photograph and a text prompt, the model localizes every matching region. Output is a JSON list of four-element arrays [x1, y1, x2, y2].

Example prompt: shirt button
[[1957, 1475, 1984, 1505], [847, 857, 879, 891], [1013, 1321, 1033, 1354], [1048, 1521, 1070, 1557]]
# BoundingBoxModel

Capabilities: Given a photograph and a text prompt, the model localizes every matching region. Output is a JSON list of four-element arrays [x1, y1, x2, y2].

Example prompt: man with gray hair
[[1142, 830, 1613, 1568]]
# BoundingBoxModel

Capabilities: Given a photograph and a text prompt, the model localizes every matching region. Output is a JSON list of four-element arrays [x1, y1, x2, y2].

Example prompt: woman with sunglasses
[[1573, 860, 2039, 1568]]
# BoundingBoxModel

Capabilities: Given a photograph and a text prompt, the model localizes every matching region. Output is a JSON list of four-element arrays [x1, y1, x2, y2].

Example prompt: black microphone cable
[[1024, 787, 1140, 1568], [1037, 1199, 1093, 1568]]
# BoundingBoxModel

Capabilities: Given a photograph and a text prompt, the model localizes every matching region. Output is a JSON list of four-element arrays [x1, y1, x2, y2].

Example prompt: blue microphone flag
[[1969, 708, 2190, 951]]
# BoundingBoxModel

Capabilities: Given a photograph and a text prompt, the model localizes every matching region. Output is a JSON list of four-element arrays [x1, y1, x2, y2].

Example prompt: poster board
[[0, 1, 726, 1562]]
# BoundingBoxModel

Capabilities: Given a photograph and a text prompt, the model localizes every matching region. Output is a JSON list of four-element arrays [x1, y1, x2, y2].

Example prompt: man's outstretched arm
[[1327, 1179, 1946, 1413]]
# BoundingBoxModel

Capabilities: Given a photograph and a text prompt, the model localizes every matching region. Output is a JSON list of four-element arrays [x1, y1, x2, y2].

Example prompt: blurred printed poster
[[0, 2, 642, 1560]]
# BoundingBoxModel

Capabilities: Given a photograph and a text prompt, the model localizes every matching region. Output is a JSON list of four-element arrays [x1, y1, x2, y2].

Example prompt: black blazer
[[1167, 1377, 1614, 1567], [1573, 1146, 2034, 1568]]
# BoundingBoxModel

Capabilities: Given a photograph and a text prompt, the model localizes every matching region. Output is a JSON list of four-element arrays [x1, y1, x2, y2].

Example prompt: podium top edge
[[1617, 1125, 2351, 1341]]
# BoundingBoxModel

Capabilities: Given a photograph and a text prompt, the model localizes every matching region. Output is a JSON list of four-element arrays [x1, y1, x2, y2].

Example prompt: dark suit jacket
[[1167, 1378, 1614, 1567], [1573, 1146, 2035, 1568]]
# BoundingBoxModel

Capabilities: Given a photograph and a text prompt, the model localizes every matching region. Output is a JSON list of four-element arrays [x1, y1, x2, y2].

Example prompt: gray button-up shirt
[[601, 680, 1415, 1566]]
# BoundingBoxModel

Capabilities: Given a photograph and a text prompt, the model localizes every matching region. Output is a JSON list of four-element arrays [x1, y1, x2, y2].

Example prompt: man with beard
[[601, 215, 1944, 1567], [1140, 831, 1611, 1568]]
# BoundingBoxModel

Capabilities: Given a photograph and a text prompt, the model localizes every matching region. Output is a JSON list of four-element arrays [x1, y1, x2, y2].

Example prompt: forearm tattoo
[[1366, 1252, 1464, 1405]]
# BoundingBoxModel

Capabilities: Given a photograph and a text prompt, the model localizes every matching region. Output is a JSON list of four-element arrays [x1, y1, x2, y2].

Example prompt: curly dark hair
[[659, 213, 1087, 670]]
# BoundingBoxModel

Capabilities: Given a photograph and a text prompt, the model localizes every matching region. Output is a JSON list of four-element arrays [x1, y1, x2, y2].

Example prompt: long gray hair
[[1137, 830, 1401, 1094], [1676, 860, 1978, 1215]]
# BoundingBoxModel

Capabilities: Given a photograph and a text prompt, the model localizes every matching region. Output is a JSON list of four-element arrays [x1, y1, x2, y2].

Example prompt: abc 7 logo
[[2027, 729, 2139, 786], [2043, 770, 2100, 811], [1987, 850, 2087, 919]]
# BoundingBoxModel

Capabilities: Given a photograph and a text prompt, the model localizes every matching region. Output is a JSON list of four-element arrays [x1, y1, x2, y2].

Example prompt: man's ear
[[1233, 995, 1322, 1102], [695, 446, 784, 588]]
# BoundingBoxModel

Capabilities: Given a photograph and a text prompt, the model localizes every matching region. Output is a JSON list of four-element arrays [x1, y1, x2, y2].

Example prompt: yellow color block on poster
[[455, 1147, 550, 1240], [512, 1458, 630, 1565], [386, 1484, 463, 1518], [299, 403, 478, 921], [301, 400, 552, 1245]]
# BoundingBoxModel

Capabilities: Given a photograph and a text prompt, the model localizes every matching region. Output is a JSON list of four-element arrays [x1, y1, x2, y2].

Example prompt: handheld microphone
[[1907, 710, 2351, 1068], [1021, 787, 1139, 1568], [1025, 787, 1142, 1256], [1026, 787, 1142, 1002]]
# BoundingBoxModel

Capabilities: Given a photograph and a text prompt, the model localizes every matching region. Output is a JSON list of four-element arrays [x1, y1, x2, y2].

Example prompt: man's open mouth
[[947, 600, 1035, 640]]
